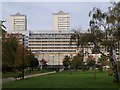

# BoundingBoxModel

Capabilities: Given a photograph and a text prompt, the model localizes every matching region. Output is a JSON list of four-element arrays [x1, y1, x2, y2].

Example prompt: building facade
[[8, 12, 27, 33], [7, 11, 120, 67], [52, 11, 70, 31], [28, 30, 77, 65], [6, 30, 120, 66]]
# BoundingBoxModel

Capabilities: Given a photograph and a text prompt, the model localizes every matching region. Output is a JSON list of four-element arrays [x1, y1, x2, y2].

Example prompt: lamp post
[[22, 36, 24, 79], [29, 49, 32, 74], [58, 53, 60, 66], [53, 55, 54, 69]]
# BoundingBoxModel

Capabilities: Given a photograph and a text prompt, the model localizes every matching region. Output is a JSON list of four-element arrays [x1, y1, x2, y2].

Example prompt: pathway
[[2, 71, 56, 83]]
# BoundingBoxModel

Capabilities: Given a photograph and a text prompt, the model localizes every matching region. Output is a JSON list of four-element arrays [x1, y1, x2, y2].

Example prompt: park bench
[[13, 73, 24, 80]]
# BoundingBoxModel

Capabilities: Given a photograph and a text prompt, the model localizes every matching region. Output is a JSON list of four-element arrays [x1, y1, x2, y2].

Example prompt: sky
[[2, 2, 112, 31]]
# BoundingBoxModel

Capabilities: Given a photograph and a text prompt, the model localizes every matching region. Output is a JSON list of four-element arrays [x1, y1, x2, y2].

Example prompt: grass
[[2, 69, 54, 78], [2, 70, 120, 88], [2, 72, 17, 78]]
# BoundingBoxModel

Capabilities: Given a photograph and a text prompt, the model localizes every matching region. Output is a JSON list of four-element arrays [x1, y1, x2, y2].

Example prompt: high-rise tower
[[52, 10, 70, 31], [8, 12, 27, 32]]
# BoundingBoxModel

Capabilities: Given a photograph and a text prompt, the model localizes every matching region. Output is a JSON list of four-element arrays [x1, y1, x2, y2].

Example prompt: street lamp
[[29, 49, 32, 74], [57, 53, 60, 66], [22, 35, 24, 79], [53, 55, 54, 69]]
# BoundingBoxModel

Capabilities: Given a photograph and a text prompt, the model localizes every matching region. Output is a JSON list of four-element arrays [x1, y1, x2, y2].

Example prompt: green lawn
[[2, 69, 53, 78], [2, 70, 120, 88]]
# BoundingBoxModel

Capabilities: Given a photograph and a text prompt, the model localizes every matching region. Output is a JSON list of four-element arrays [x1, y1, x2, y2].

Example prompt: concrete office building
[[28, 30, 77, 65], [8, 12, 27, 33], [7, 11, 119, 67], [52, 11, 70, 31]]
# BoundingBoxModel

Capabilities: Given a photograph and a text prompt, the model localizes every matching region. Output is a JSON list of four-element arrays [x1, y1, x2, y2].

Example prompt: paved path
[[2, 71, 56, 83]]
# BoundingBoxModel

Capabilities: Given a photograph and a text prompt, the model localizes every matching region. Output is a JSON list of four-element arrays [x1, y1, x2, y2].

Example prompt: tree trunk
[[93, 64, 96, 79], [109, 57, 119, 83], [40, 64, 43, 70], [109, 46, 119, 83]]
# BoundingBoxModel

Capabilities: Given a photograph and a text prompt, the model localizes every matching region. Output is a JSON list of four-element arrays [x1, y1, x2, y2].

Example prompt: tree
[[1, 21, 16, 72], [71, 52, 84, 70], [98, 55, 107, 71], [1, 21, 38, 73], [70, 29, 89, 51], [30, 58, 39, 70], [2, 32, 37, 73], [15, 45, 39, 71], [62, 55, 70, 70], [2, 34, 18, 72], [88, 2, 120, 83], [70, 2, 120, 83], [86, 55, 97, 79], [87, 55, 95, 69], [15, 45, 29, 70], [14, 44, 23, 70], [98, 54, 113, 72], [40, 59, 47, 70]]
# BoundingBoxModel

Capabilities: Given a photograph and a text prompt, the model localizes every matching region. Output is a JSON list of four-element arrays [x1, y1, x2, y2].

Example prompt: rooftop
[[53, 10, 69, 15], [10, 12, 26, 16]]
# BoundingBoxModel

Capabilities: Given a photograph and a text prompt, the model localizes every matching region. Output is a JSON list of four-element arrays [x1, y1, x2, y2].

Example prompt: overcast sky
[[2, 2, 111, 31]]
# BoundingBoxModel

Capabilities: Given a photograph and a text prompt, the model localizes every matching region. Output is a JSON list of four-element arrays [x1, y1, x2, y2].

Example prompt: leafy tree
[[15, 45, 38, 71], [98, 55, 113, 71], [30, 58, 39, 70], [87, 55, 95, 69], [15, 44, 23, 69], [70, 30, 89, 51], [86, 55, 96, 79], [15, 45, 29, 70], [2, 34, 18, 72], [98, 55, 107, 71], [1, 20, 37, 73], [62, 55, 70, 70], [39, 59, 47, 70], [98, 55, 107, 63], [88, 2, 120, 83], [70, 2, 120, 83], [40, 59, 47, 66], [71, 52, 84, 70], [27, 49, 37, 71]]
